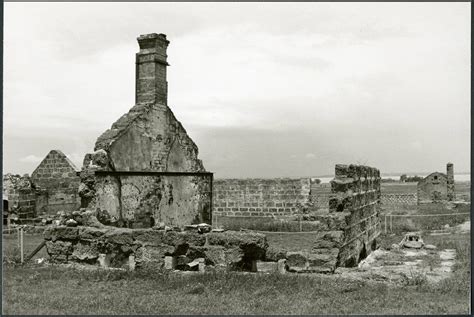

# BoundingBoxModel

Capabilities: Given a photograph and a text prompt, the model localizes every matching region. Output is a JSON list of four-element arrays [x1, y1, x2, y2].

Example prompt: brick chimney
[[446, 162, 455, 201], [135, 33, 170, 105]]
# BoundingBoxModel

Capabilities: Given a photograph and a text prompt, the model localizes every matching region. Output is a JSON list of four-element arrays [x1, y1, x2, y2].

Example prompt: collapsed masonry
[[79, 33, 211, 229]]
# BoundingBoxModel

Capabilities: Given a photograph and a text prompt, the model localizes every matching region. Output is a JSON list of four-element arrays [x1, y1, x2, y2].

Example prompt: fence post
[[20, 227, 24, 264], [17, 227, 21, 248], [384, 215, 387, 234], [390, 215, 393, 233]]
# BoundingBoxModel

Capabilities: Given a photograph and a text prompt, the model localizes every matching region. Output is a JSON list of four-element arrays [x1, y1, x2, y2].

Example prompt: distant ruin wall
[[31, 150, 81, 214], [310, 183, 331, 210], [326, 164, 381, 267], [212, 178, 311, 218]]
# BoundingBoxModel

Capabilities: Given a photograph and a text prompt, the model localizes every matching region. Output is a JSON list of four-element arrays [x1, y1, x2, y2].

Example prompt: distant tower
[[446, 162, 455, 201], [135, 33, 170, 105]]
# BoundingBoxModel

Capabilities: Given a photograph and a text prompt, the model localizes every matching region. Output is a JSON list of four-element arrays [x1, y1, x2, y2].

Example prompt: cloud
[[305, 153, 317, 159], [19, 155, 43, 163]]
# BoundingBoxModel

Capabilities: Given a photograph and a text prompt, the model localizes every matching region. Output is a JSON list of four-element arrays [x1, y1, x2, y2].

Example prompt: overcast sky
[[3, 2, 471, 178]]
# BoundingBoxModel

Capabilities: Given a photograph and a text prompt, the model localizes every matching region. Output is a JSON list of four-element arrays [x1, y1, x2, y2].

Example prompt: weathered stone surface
[[45, 241, 73, 262], [265, 246, 287, 261], [103, 228, 135, 245], [207, 231, 267, 260], [71, 242, 100, 261], [286, 251, 308, 270], [78, 226, 110, 240], [313, 231, 345, 249], [203, 246, 226, 266], [44, 226, 81, 241]]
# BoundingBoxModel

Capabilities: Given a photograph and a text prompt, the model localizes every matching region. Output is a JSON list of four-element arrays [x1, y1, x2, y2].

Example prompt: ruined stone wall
[[93, 174, 211, 228], [31, 150, 81, 214], [79, 33, 208, 228], [44, 226, 267, 271], [2, 174, 37, 218], [310, 183, 331, 210], [417, 172, 448, 203], [212, 178, 311, 218], [328, 164, 381, 267]]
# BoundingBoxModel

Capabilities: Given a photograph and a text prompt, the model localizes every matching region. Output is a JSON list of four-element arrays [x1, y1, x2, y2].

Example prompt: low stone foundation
[[44, 226, 268, 271]]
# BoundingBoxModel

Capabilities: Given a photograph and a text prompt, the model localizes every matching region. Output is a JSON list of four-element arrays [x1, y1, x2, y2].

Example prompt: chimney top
[[137, 33, 169, 51]]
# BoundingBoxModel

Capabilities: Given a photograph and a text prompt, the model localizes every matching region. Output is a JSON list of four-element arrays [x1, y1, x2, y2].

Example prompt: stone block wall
[[212, 178, 311, 218], [310, 183, 331, 210], [3, 174, 37, 218], [31, 150, 81, 214], [43, 226, 267, 271], [328, 164, 381, 267]]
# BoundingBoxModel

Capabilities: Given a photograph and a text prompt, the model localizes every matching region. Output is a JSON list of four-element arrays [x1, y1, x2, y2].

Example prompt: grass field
[[2, 245, 470, 315]]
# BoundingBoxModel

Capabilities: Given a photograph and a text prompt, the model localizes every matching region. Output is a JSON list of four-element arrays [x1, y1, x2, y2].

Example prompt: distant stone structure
[[79, 33, 211, 228], [417, 163, 455, 203], [2, 174, 37, 219], [31, 150, 81, 215]]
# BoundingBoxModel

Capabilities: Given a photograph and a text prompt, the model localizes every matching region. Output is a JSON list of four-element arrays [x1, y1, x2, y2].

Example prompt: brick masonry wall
[[328, 164, 382, 267], [31, 150, 81, 214], [310, 183, 331, 210], [212, 178, 311, 218], [3, 174, 37, 218]]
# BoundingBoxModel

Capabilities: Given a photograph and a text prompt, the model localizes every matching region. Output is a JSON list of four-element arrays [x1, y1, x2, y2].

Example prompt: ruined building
[[3, 150, 81, 219], [79, 33, 212, 228], [31, 150, 81, 214], [417, 162, 455, 203]]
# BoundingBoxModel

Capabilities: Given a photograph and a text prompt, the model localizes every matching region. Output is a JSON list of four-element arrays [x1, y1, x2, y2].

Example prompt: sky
[[3, 2, 471, 178]]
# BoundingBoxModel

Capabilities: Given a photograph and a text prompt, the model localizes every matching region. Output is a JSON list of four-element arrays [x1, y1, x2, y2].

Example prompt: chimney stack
[[446, 162, 455, 201], [135, 33, 170, 105]]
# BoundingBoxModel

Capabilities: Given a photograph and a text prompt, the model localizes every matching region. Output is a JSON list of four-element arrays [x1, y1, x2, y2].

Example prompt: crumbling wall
[[78, 34, 209, 228], [310, 182, 331, 210], [328, 164, 381, 267], [93, 174, 211, 228], [43, 226, 267, 271], [31, 150, 81, 214], [2, 174, 37, 218], [212, 178, 311, 218]]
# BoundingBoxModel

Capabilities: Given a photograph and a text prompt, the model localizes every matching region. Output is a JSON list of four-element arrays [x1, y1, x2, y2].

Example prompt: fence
[[3, 226, 47, 264]]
